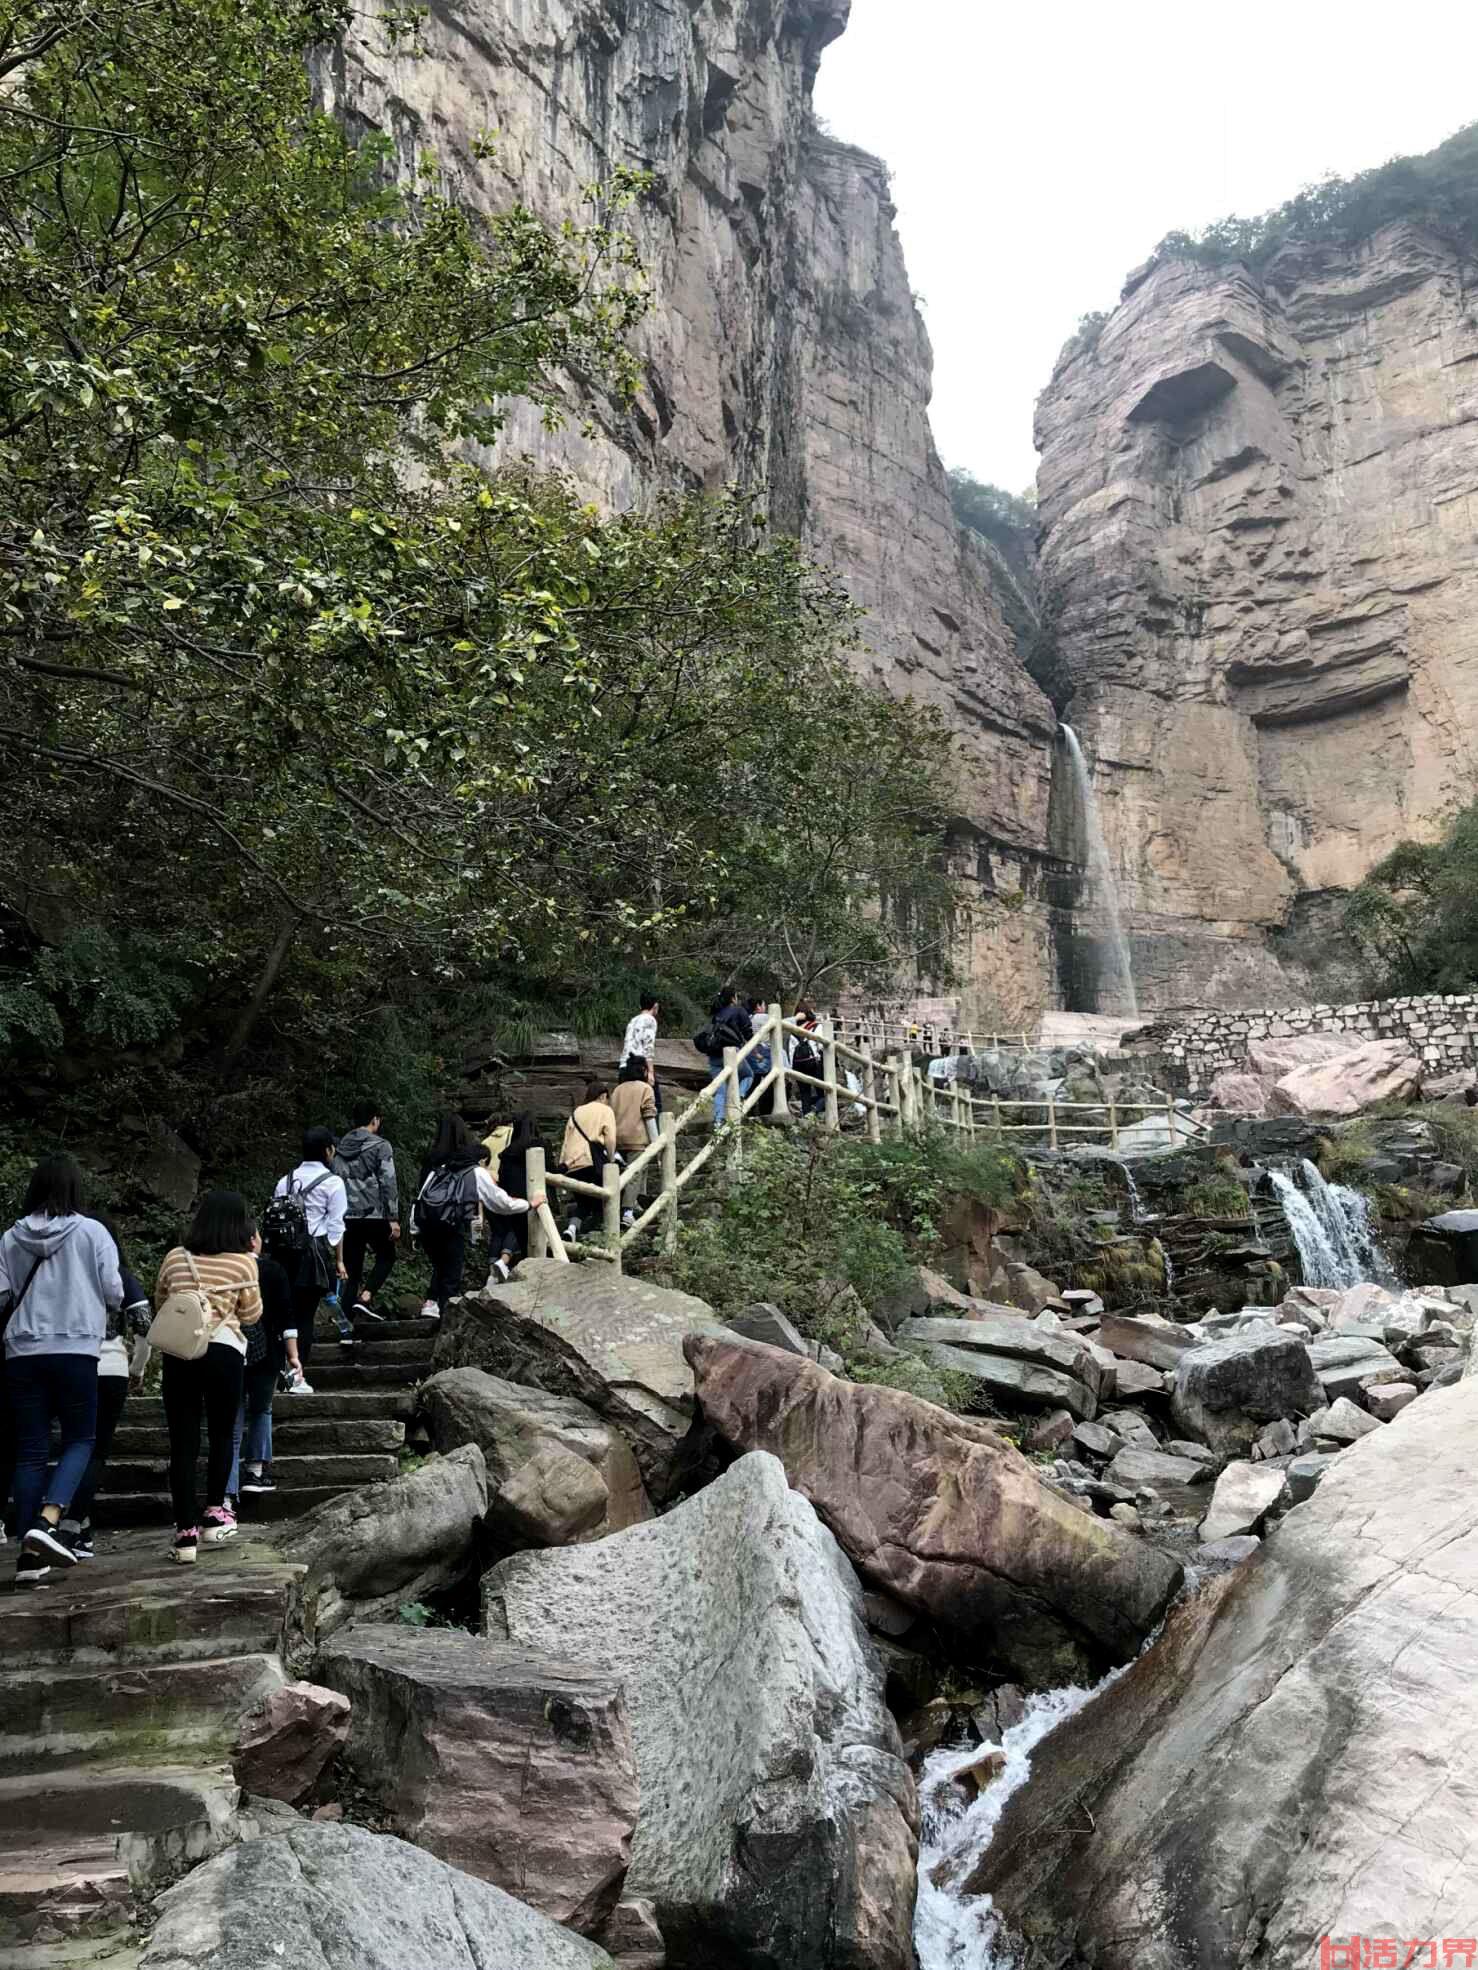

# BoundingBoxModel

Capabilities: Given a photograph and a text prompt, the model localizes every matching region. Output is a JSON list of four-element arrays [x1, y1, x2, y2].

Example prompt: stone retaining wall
[[1144, 994, 1478, 1091]]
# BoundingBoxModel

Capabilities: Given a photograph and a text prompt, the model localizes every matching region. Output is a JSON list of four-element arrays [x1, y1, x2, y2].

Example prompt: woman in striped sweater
[[153, 1191, 262, 1564]]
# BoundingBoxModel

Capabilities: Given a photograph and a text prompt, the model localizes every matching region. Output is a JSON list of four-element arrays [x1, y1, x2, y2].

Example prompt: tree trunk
[[223, 913, 298, 1069]]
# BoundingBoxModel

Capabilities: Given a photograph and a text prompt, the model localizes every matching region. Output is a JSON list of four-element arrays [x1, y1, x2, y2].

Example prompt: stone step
[[0, 1651, 283, 1769], [111, 1417, 405, 1456], [125, 1390, 415, 1426], [312, 1335, 435, 1364], [0, 1942, 142, 1969], [0, 1763, 234, 1934], [0, 1532, 297, 1670], [95, 1453, 399, 1495], [90, 1484, 360, 1528], [290, 1360, 424, 1390], [311, 1318, 435, 1343]]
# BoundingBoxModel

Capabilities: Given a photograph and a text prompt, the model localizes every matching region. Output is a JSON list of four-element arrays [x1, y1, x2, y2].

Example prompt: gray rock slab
[[484, 1452, 918, 1970]]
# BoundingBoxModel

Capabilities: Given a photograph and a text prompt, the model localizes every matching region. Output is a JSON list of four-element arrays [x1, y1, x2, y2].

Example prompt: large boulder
[[139, 1820, 613, 1970], [1170, 1328, 1323, 1454], [1270, 1038, 1423, 1118], [684, 1335, 1182, 1683], [419, 1368, 650, 1546], [897, 1313, 1101, 1419], [317, 1625, 637, 1936], [277, 1445, 487, 1655], [1096, 1312, 1199, 1373], [1307, 1333, 1404, 1402], [484, 1451, 918, 1970], [431, 1262, 721, 1501], [1248, 1033, 1362, 1079], [964, 1374, 1478, 1967]]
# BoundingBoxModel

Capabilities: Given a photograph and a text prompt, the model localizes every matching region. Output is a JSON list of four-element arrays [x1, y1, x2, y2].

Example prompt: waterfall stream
[[1268, 1159, 1391, 1289], [1059, 723, 1138, 1018], [913, 1680, 1110, 1967]]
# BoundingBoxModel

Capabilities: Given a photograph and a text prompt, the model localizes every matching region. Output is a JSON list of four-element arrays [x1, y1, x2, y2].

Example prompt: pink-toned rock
[[1248, 1035, 1363, 1078], [683, 1333, 1182, 1684], [1208, 1070, 1267, 1113], [233, 1681, 350, 1803], [1424, 1068, 1477, 1102], [1271, 1040, 1423, 1118]]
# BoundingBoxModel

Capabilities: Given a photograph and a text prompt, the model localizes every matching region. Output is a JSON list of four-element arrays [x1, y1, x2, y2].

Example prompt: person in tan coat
[[559, 1081, 618, 1243], [610, 1058, 659, 1226]]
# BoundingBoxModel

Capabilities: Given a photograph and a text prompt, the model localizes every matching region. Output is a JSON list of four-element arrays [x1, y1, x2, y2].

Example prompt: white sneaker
[[285, 1373, 315, 1396], [621, 1209, 636, 1230], [420, 1300, 441, 1322], [492, 1257, 512, 1283], [564, 1220, 579, 1244]]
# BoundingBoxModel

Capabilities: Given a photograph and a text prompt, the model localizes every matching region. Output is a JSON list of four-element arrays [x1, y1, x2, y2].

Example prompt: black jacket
[[713, 1002, 753, 1049]]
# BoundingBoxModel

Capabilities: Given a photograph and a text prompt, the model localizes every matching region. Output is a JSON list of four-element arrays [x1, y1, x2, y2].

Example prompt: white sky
[[814, 0, 1478, 491]]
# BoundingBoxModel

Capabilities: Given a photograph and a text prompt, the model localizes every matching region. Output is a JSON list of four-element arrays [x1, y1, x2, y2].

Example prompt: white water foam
[[1059, 724, 1138, 1018], [913, 1676, 1116, 1967]]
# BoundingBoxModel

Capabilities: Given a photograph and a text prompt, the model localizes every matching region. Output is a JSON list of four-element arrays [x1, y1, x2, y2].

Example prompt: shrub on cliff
[[1344, 802, 1478, 994], [1156, 120, 1478, 270]]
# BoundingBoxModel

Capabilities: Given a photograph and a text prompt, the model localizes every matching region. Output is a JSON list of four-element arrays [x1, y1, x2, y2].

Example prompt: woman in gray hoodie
[[0, 1154, 121, 1586]]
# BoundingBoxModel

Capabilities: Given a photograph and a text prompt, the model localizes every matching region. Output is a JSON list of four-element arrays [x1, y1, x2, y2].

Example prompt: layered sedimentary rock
[[320, 1, 1058, 1026], [1037, 221, 1478, 1007]]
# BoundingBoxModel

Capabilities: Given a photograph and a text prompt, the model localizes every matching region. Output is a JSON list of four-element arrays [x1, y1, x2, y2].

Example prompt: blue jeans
[[740, 1044, 771, 1101], [5, 1351, 98, 1534], [708, 1055, 729, 1124], [227, 1362, 277, 1497]]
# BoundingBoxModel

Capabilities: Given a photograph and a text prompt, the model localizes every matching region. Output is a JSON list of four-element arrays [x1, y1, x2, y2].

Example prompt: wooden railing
[[520, 1005, 1250, 1273]]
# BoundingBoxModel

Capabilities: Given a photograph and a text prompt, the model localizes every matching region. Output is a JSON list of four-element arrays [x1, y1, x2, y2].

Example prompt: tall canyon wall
[[1036, 221, 1478, 1010], [320, 0, 1059, 1027]]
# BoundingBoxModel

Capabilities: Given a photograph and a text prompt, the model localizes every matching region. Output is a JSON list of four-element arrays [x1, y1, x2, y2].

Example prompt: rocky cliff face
[[1037, 222, 1478, 1009], [318, 0, 1058, 1028]]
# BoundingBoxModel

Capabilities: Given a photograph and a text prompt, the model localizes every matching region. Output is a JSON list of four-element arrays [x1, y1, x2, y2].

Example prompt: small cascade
[[1268, 1160, 1390, 1289], [913, 1680, 1111, 1967], [1112, 1157, 1143, 1224], [1059, 723, 1138, 1018]]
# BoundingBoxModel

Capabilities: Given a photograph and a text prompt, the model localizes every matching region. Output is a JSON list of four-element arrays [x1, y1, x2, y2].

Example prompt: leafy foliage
[[1425, 1104, 1478, 1196], [1344, 803, 1478, 993], [657, 1124, 1022, 1408], [946, 471, 1036, 552], [1156, 121, 1478, 271], [0, 0, 963, 1148]]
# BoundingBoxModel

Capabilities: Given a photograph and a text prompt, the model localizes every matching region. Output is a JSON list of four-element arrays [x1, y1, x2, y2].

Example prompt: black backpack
[[262, 1172, 330, 1256], [414, 1163, 479, 1233]]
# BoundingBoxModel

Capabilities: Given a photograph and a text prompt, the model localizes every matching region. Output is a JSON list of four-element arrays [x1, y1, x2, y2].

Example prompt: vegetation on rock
[[1157, 120, 1478, 270], [1343, 800, 1478, 994]]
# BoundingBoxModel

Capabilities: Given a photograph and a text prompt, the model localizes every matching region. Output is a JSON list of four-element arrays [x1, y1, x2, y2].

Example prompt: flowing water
[[1268, 1159, 1391, 1288], [1059, 724, 1138, 1018], [913, 1678, 1115, 1967]]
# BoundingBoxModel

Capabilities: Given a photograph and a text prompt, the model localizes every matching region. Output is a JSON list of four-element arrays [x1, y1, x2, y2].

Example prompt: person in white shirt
[[270, 1128, 349, 1374], [414, 1116, 545, 1316], [620, 990, 661, 1114]]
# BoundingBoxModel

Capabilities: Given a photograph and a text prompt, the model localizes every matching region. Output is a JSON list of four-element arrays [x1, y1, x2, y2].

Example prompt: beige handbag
[[146, 1251, 215, 1361]]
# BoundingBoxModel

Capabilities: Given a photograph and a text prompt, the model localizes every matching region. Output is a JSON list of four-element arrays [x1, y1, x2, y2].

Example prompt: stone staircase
[[1, 1312, 436, 1964], [97, 1317, 434, 1525]]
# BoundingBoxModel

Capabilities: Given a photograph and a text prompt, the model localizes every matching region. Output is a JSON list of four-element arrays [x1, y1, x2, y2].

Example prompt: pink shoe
[[203, 1505, 237, 1544]]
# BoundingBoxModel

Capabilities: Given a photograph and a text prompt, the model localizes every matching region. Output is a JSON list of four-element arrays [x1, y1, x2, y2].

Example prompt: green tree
[[947, 470, 1037, 551], [1345, 804, 1478, 993], [0, 0, 961, 1101]]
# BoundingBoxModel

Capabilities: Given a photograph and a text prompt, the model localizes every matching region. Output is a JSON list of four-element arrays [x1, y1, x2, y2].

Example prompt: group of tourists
[[0, 1091, 552, 1588], [0, 986, 830, 1589]]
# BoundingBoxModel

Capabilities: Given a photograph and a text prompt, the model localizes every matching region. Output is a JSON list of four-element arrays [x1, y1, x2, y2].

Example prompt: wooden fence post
[[1047, 1095, 1058, 1150], [1166, 1095, 1179, 1147], [992, 1095, 1003, 1135], [822, 1018, 840, 1134], [660, 1112, 678, 1254], [603, 1160, 623, 1268], [724, 1044, 743, 1174], [768, 1003, 790, 1121], [527, 1146, 549, 1259], [862, 1045, 881, 1145], [888, 1054, 905, 1137], [1108, 1099, 1119, 1149]]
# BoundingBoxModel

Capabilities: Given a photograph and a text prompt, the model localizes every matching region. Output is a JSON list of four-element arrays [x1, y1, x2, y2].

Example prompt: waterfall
[[1268, 1160, 1390, 1289], [913, 1677, 1117, 1966], [1059, 723, 1138, 1018]]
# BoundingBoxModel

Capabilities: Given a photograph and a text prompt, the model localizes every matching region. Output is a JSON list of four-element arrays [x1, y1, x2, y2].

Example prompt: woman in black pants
[[152, 1191, 263, 1563]]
